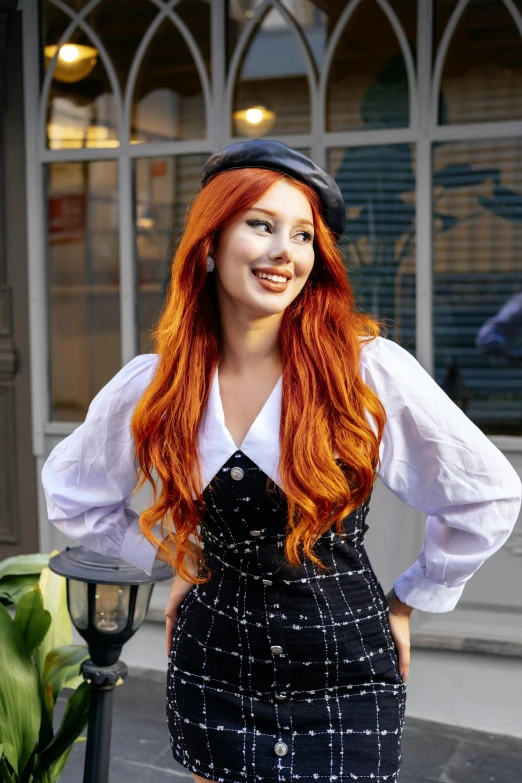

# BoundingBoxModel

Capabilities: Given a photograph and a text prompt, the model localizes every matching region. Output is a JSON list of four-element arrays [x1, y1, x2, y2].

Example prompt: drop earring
[[206, 255, 215, 273]]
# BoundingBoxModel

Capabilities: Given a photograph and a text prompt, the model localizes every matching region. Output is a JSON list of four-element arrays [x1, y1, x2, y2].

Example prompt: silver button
[[250, 530, 262, 537], [262, 579, 273, 586], [275, 692, 287, 700], [270, 645, 283, 655], [230, 467, 244, 481], [274, 742, 288, 757]]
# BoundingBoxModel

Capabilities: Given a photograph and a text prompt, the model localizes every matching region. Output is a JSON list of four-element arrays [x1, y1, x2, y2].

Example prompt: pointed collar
[[196, 367, 283, 496]]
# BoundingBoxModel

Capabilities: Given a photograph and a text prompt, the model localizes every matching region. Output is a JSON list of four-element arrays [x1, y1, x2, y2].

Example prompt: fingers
[[387, 613, 411, 685], [166, 615, 176, 656], [397, 642, 410, 684]]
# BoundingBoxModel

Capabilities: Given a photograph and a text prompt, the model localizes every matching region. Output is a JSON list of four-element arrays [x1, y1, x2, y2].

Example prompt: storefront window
[[47, 161, 121, 421], [329, 144, 416, 349], [437, 0, 522, 125], [131, 18, 206, 143], [44, 2, 119, 149], [134, 154, 208, 354], [231, 4, 312, 136], [326, 0, 412, 132], [433, 138, 522, 435]]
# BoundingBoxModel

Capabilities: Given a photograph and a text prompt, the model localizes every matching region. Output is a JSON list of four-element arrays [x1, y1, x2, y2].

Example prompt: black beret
[[201, 139, 346, 239]]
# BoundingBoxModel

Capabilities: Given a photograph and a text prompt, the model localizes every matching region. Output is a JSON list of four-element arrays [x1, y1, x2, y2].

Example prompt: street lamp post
[[49, 547, 171, 783]]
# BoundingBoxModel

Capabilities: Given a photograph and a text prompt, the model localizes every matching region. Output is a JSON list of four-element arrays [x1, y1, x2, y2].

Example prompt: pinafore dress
[[167, 449, 407, 783]]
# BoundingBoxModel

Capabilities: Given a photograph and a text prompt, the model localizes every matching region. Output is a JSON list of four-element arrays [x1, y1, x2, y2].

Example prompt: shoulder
[[358, 334, 416, 380], [357, 335, 437, 410], [88, 353, 159, 417]]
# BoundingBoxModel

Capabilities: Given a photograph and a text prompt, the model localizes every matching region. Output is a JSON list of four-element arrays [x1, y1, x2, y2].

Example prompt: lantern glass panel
[[132, 583, 154, 631], [94, 584, 131, 632], [68, 579, 89, 630]]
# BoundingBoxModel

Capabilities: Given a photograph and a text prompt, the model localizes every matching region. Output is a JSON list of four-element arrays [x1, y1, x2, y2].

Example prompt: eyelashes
[[246, 219, 313, 243]]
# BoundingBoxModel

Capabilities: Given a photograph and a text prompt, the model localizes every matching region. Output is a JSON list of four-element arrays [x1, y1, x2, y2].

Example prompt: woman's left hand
[[385, 588, 413, 685]]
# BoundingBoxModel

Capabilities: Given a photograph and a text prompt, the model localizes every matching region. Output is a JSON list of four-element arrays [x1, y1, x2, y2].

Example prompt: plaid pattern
[[167, 451, 407, 782]]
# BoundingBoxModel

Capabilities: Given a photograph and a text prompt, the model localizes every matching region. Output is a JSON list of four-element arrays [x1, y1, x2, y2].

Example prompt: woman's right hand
[[165, 575, 195, 655]]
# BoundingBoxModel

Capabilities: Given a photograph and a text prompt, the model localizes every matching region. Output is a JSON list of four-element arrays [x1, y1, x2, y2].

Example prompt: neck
[[218, 307, 283, 377]]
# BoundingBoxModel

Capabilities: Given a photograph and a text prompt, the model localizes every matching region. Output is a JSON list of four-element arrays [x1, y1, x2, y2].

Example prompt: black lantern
[[49, 546, 171, 783]]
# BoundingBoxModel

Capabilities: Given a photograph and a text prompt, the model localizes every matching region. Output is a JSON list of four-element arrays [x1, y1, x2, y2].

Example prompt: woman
[[42, 140, 522, 783]]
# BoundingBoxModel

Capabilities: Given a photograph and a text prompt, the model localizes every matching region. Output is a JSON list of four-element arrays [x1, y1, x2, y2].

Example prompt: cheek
[[295, 250, 315, 283]]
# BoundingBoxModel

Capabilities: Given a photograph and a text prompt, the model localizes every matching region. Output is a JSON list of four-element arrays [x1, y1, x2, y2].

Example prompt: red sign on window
[[48, 194, 86, 243]]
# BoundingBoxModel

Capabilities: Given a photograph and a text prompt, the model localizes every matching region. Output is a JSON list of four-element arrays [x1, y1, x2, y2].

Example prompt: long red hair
[[131, 167, 387, 583]]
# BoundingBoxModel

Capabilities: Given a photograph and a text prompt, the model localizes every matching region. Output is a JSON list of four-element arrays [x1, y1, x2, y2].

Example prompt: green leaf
[[14, 589, 52, 656], [37, 682, 90, 770], [47, 746, 73, 783], [0, 753, 16, 783], [43, 646, 88, 701], [0, 603, 40, 776], [36, 681, 56, 761], [0, 574, 41, 606], [34, 562, 73, 680], [0, 554, 49, 581]]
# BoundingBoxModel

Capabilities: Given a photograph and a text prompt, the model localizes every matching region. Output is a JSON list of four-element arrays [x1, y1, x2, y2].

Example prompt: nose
[[268, 233, 293, 262]]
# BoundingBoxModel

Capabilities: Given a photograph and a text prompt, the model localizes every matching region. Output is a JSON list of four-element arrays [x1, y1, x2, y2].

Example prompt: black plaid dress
[[167, 450, 407, 783]]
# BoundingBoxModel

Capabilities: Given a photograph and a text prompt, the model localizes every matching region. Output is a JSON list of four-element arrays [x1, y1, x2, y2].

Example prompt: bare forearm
[[385, 587, 414, 618]]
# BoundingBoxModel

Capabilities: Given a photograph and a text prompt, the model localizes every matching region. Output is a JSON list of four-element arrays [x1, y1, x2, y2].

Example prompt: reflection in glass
[[132, 584, 154, 631], [135, 154, 207, 354], [329, 145, 416, 348], [44, 2, 118, 149], [94, 584, 131, 633], [326, 0, 411, 132], [438, 0, 522, 125], [433, 139, 522, 435], [85, 0, 158, 92], [229, 1, 328, 70], [177, 0, 211, 78], [47, 161, 121, 421], [231, 6, 311, 136], [68, 580, 88, 630], [131, 18, 206, 143]]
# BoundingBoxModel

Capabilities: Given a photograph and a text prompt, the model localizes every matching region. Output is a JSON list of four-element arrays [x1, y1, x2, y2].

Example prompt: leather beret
[[201, 139, 346, 239]]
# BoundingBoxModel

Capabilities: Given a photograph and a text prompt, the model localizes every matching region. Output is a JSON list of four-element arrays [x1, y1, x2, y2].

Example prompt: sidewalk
[[58, 668, 522, 782]]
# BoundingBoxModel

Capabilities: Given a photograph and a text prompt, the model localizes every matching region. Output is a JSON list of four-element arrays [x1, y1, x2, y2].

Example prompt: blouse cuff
[[120, 512, 159, 576], [393, 559, 466, 613]]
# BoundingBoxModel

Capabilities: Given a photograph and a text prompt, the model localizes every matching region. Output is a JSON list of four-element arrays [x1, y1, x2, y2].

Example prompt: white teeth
[[253, 271, 288, 283]]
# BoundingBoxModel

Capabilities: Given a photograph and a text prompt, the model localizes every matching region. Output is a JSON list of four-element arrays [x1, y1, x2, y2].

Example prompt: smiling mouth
[[251, 269, 290, 292]]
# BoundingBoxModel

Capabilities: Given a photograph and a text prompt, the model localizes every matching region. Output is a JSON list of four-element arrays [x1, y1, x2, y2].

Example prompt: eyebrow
[[248, 206, 314, 229]]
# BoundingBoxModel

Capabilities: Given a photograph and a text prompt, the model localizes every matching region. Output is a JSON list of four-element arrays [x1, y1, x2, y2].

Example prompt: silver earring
[[206, 255, 215, 273]]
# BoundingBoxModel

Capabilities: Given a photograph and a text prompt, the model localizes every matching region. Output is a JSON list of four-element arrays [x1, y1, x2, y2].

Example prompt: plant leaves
[[0, 603, 40, 776], [37, 682, 56, 756], [43, 645, 88, 701], [0, 554, 49, 581], [47, 746, 73, 783], [0, 574, 41, 606], [14, 589, 52, 656], [0, 752, 16, 783], [34, 559, 73, 681], [37, 681, 90, 770]]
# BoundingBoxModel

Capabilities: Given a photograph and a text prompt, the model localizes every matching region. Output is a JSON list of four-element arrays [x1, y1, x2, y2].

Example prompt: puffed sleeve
[[41, 354, 160, 575], [359, 336, 522, 613]]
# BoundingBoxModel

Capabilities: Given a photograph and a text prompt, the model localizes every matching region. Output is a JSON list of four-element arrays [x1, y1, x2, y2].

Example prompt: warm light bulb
[[59, 45, 80, 63], [245, 108, 263, 124]]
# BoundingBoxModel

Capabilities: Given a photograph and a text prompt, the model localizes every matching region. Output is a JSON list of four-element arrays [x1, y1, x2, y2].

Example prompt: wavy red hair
[[131, 167, 387, 583]]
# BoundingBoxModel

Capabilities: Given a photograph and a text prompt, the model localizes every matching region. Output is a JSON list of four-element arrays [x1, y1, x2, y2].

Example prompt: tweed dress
[[167, 450, 407, 783]]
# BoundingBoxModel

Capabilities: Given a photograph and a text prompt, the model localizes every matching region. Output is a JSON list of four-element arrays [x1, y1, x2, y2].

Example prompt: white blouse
[[41, 336, 522, 613]]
